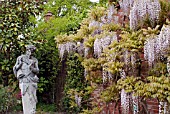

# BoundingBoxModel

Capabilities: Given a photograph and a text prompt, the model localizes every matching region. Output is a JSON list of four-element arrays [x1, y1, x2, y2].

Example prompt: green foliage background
[[62, 54, 90, 114], [0, 0, 43, 86]]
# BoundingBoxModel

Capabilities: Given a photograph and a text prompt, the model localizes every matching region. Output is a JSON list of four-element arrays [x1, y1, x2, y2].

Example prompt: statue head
[[26, 45, 36, 56]]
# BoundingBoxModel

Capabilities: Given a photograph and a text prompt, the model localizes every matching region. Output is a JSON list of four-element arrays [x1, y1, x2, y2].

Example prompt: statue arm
[[14, 57, 23, 71], [30, 59, 39, 74]]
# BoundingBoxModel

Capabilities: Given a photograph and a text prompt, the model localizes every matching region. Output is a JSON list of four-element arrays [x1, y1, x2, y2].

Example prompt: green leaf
[[167, 96, 170, 103]]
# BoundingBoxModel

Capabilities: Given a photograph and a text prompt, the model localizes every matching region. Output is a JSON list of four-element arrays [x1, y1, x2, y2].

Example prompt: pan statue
[[13, 45, 39, 114]]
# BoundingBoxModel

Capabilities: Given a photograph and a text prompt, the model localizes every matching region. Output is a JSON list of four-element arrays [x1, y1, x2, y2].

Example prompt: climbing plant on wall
[[56, 0, 170, 113]]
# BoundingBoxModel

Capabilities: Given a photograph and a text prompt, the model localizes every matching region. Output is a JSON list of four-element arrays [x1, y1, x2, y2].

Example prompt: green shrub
[[37, 103, 57, 112], [0, 86, 18, 113], [62, 54, 90, 114]]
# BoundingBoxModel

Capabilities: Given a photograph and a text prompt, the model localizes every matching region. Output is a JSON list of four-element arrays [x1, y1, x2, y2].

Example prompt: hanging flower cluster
[[144, 36, 156, 67], [120, 70, 130, 114], [130, 0, 161, 30], [75, 94, 82, 107], [102, 66, 114, 83], [94, 32, 117, 58], [107, 5, 116, 23], [121, 89, 130, 114], [155, 25, 170, 56], [144, 25, 170, 66], [119, 0, 134, 15], [124, 50, 131, 65], [58, 42, 76, 59], [89, 20, 102, 29]]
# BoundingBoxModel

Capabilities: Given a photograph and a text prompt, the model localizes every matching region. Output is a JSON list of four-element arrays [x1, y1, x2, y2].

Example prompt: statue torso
[[17, 55, 38, 83]]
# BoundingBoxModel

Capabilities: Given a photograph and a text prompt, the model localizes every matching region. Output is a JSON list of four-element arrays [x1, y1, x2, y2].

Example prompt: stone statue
[[13, 45, 39, 114]]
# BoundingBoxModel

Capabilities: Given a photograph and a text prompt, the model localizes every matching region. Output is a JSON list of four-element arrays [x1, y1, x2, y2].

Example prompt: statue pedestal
[[20, 83, 37, 114]]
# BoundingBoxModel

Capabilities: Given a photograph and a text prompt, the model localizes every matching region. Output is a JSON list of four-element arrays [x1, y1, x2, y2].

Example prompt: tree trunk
[[55, 59, 67, 111]]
